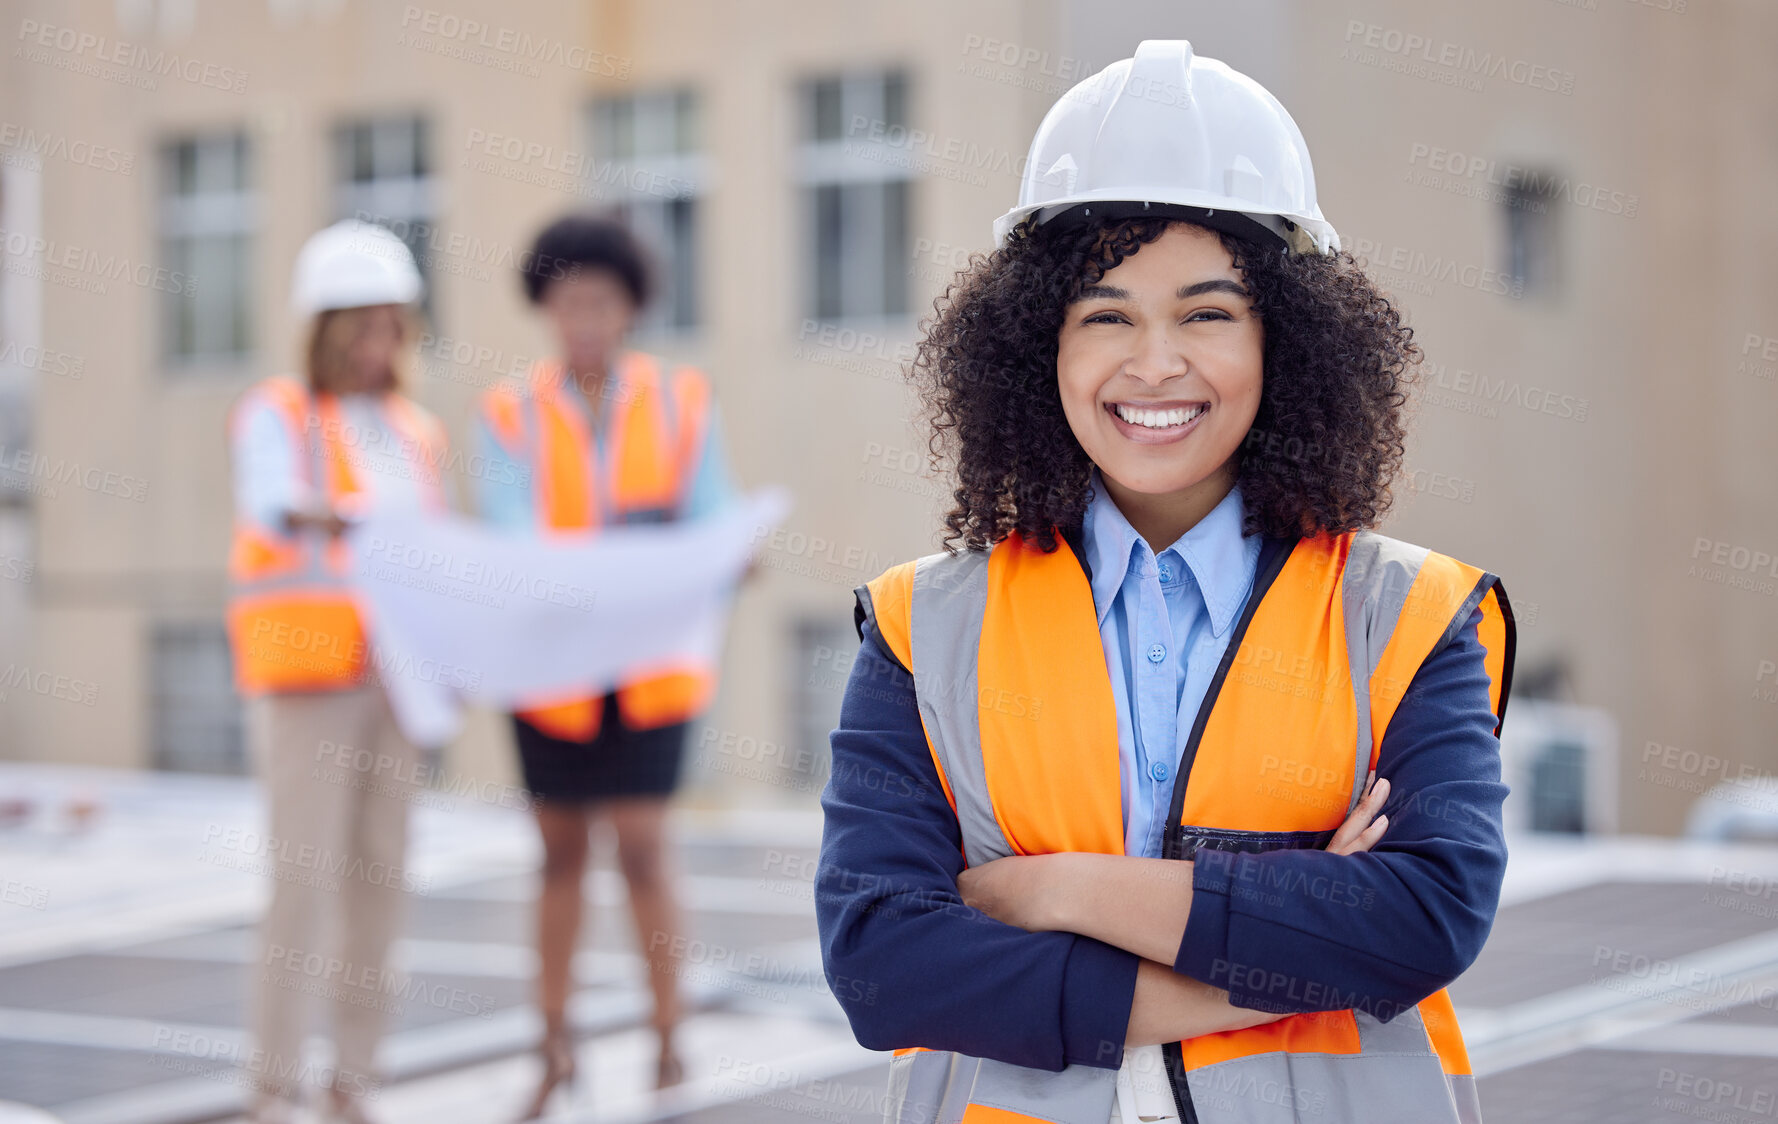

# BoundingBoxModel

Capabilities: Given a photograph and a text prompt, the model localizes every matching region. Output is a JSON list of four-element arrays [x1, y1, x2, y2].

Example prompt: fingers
[[1328, 775, 1392, 855], [1362, 776, 1390, 816], [1353, 813, 1389, 853]]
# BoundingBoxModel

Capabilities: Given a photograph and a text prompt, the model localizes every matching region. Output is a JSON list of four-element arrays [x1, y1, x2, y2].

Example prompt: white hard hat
[[290, 219, 423, 317], [993, 40, 1339, 256]]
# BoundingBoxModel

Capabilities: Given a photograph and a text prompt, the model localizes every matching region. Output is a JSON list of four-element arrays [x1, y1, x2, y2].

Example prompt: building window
[[151, 622, 246, 775], [587, 90, 703, 335], [1503, 170, 1560, 298], [791, 616, 854, 795], [798, 70, 911, 323], [333, 116, 437, 321], [159, 132, 254, 367]]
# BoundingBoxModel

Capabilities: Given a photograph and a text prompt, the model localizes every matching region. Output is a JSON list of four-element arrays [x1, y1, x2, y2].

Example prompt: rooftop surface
[[1, 763, 1774, 1123]]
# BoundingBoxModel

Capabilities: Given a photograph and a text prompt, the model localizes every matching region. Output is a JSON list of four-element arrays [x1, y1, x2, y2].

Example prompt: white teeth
[[1113, 402, 1206, 429]]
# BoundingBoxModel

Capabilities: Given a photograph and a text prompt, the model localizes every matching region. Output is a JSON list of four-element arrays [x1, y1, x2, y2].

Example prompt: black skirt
[[512, 692, 689, 803]]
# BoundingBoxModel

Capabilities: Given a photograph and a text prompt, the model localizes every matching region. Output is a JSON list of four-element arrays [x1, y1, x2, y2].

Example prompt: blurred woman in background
[[227, 220, 447, 1124], [474, 212, 740, 1118]]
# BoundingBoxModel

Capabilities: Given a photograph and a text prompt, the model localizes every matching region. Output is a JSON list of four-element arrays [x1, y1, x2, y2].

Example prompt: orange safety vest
[[226, 376, 447, 694], [476, 351, 717, 740], [857, 527, 1515, 1124]]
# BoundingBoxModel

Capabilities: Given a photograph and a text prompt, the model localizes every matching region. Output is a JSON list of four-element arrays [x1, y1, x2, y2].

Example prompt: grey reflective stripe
[[970, 1058, 1117, 1123], [1448, 1073, 1484, 1124], [908, 549, 1014, 869], [1186, 1009, 1461, 1123], [884, 1051, 1118, 1124], [1184, 1045, 1463, 1124], [1340, 532, 1430, 814], [1355, 1003, 1433, 1052], [230, 567, 348, 597], [885, 1050, 968, 1124], [232, 390, 342, 598], [890, 536, 1480, 1124]]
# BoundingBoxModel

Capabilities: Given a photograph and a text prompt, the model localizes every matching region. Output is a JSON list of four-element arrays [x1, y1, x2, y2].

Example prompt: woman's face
[[1056, 222, 1264, 503], [541, 269, 635, 378], [325, 304, 407, 394]]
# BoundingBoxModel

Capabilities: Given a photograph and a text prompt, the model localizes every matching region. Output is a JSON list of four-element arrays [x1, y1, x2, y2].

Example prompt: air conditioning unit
[[1496, 699, 1619, 835]]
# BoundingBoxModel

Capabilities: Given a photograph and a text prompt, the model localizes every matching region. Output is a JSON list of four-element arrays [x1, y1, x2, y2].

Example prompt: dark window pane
[[883, 178, 909, 317], [883, 71, 908, 132], [412, 118, 431, 177], [814, 184, 843, 319], [151, 622, 246, 775], [812, 78, 843, 142], [674, 90, 698, 155]]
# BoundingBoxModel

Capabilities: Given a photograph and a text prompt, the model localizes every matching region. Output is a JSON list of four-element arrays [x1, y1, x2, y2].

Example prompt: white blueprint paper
[[345, 487, 791, 746]]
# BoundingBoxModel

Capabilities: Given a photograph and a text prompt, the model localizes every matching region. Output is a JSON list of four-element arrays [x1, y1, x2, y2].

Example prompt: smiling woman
[[915, 212, 1420, 552], [817, 37, 1516, 1124]]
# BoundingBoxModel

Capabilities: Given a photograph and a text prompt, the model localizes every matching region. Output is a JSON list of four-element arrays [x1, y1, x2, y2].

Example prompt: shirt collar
[[1080, 465, 1258, 638]]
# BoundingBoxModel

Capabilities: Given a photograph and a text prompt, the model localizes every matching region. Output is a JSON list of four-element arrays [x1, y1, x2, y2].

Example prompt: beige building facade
[[0, 0, 1771, 835]]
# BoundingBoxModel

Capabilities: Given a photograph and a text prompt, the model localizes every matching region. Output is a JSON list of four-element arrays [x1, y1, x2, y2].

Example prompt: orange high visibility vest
[[476, 351, 717, 740], [857, 527, 1515, 1124], [226, 376, 447, 694]]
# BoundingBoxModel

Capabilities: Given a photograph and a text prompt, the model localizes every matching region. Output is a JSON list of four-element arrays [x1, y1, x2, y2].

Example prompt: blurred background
[[0, 0, 1775, 1121]]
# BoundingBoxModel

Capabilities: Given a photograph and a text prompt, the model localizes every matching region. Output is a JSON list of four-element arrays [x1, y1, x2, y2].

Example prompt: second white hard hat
[[290, 219, 423, 317], [993, 40, 1339, 255]]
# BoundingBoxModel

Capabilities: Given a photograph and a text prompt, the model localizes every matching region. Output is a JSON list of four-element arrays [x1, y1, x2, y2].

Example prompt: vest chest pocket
[[1162, 827, 1466, 1124], [1167, 825, 1336, 862]]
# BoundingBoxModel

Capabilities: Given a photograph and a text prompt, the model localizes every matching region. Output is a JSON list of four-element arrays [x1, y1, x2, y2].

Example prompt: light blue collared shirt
[[474, 379, 739, 531], [232, 391, 430, 529], [1080, 466, 1263, 859]]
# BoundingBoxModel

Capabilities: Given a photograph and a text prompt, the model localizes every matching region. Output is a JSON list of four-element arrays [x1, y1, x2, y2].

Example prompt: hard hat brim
[[994, 192, 1339, 256]]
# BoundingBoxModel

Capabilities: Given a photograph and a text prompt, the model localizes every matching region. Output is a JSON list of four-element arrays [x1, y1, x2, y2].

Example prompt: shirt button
[[1147, 644, 1166, 663], [1158, 563, 1172, 582], [1150, 761, 1170, 782]]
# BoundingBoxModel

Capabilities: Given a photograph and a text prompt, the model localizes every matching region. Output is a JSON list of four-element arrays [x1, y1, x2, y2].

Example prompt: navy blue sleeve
[[1173, 602, 1509, 1020], [816, 611, 1141, 1071]]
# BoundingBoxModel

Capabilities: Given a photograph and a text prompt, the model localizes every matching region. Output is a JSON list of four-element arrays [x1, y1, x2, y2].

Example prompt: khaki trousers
[[245, 684, 423, 1100]]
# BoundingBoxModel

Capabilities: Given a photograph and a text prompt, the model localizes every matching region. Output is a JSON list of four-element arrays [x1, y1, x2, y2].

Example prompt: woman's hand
[[956, 853, 1062, 932], [283, 508, 351, 537], [1328, 770, 1391, 856], [957, 771, 1394, 951]]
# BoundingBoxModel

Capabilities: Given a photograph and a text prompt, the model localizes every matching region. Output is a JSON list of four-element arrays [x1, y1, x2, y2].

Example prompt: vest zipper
[[1158, 534, 1297, 1122]]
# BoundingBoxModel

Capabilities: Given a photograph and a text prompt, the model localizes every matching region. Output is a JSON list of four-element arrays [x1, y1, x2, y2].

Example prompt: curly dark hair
[[520, 211, 654, 307], [912, 215, 1421, 553]]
